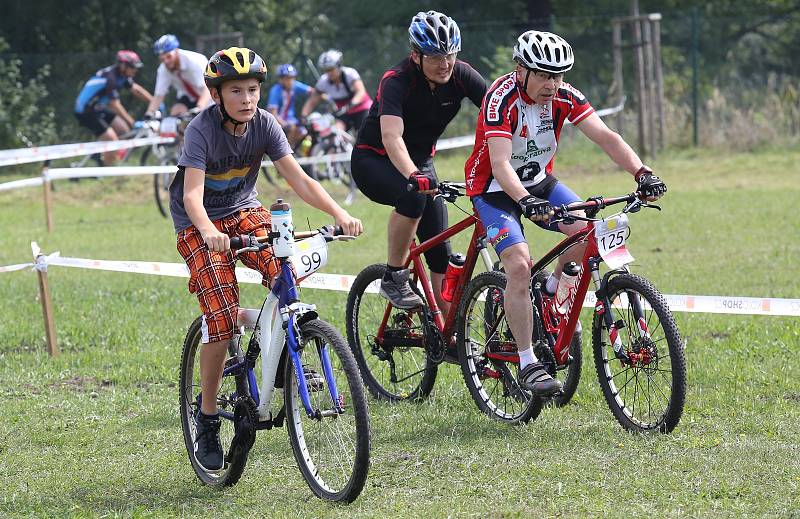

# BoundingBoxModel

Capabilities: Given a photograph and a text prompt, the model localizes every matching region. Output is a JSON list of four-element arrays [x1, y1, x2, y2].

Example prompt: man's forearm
[[383, 135, 417, 178], [492, 162, 530, 201]]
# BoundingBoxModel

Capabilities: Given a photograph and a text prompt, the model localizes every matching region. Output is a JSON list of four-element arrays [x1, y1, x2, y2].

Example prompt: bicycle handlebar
[[553, 191, 659, 221], [230, 225, 346, 251]]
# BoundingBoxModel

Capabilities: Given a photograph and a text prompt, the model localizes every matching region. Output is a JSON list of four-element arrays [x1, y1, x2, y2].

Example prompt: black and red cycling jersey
[[464, 71, 595, 197], [356, 57, 486, 165]]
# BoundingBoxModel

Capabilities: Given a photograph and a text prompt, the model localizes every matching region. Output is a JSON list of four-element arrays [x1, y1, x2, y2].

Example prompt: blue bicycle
[[179, 201, 370, 502]]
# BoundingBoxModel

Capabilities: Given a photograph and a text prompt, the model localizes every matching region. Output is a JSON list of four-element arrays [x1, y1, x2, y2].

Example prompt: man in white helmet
[[464, 30, 667, 396]]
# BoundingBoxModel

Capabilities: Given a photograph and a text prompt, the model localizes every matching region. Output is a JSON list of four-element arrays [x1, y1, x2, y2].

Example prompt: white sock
[[518, 347, 538, 369], [545, 274, 558, 295]]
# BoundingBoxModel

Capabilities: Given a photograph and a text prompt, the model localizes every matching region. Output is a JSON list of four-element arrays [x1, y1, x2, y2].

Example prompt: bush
[[0, 38, 57, 151]]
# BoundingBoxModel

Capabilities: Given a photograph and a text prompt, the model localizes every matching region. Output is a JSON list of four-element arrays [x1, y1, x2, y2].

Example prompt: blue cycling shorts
[[472, 178, 581, 255]]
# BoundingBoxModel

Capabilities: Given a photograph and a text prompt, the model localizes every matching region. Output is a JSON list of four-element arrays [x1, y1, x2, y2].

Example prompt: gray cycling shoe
[[379, 268, 423, 309], [519, 362, 563, 397]]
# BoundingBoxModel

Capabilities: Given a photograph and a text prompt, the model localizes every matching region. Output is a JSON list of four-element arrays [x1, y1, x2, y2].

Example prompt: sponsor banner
[[0, 137, 175, 167], [2, 251, 798, 316]]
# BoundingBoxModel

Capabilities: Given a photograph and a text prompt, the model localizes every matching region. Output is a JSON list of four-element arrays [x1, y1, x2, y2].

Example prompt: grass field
[[1, 141, 799, 517]]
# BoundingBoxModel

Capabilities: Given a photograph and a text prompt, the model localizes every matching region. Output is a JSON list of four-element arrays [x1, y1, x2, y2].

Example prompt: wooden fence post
[[42, 160, 54, 233], [33, 249, 59, 357]]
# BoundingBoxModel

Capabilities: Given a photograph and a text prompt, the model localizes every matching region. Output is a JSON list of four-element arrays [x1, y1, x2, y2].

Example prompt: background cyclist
[[266, 63, 314, 148], [146, 34, 212, 118], [300, 49, 372, 133], [74, 50, 153, 166], [351, 10, 486, 315], [171, 47, 362, 471], [464, 30, 667, 396]]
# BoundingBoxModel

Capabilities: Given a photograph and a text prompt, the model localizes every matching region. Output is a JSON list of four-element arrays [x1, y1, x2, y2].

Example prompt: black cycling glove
[[518, 195, 553, 221], [635, 166, 667, 198], [407, 171, 438, 192]]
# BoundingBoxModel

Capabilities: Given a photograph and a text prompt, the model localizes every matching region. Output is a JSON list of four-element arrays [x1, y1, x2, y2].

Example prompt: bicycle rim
[[179, 317, 248, 486], [346, 264, 437, 402], [457, 271, 542, 424], [285, 319, 370, 502], [592, 274, 686, 433]]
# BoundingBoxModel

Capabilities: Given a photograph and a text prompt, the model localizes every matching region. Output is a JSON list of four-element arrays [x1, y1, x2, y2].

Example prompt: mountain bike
[[346, 182, 548, 424], [463, 192, 687, 433], [179, 207, 370, 501]]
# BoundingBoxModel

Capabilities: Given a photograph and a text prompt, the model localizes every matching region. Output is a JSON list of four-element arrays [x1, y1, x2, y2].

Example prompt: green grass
[[1, 142, 799, 517]]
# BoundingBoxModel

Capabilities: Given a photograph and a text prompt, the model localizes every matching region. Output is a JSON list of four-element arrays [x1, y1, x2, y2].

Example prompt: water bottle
[[554, 261, 580, 315], [441, 253, 466, 302], [270, 199, 296, 258]]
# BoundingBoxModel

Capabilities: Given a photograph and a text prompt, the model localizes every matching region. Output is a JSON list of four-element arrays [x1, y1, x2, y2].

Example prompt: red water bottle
[[441, 253, 466, 302]]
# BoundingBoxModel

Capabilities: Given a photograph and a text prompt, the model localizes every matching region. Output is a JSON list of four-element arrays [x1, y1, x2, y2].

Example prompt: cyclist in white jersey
[[146, 34, 212, 117], [300, 49, 372, 133]]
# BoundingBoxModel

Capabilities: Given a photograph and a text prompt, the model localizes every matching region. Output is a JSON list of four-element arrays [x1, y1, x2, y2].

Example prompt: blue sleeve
[[295, 81, 312, 96], [266, 84, 282, 110]]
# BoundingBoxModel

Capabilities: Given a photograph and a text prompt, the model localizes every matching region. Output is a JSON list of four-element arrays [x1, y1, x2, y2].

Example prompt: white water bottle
[[554, 262, 580, 315], [270, 199, 296, 258]]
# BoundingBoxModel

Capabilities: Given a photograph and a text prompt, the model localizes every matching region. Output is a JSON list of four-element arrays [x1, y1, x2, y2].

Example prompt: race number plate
[[160, 117, 178, 138], [595, 213, 634, 269], [291, 234, 328, 278]]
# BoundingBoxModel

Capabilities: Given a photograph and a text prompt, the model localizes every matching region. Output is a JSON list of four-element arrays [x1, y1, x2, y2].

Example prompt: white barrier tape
[[3, 250, 798, 317], [0, 137, 175, 167], [0, 177, 44, 192], [45, 165, 176, 181]]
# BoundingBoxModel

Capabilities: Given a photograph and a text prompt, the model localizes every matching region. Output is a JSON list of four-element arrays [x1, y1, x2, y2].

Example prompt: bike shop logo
[[486, 76, 516, 123], [511, 140, 551, 162]]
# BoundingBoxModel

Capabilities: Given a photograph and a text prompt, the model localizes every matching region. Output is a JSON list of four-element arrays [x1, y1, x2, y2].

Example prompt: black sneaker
[[194, 411, 224, 471], [519, 362, 563, 397], [379, 268, 423, 309], [303, 365, 325, 392]]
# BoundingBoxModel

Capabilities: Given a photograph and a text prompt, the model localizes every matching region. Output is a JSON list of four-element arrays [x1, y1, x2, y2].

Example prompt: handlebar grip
[[229, 235, 252, 250], [406, 181, 418, 192]]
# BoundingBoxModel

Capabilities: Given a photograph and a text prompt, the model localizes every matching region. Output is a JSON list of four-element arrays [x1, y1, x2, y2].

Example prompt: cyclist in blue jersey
[[266, 63, 314, 148], [74, 50, 153, 165]]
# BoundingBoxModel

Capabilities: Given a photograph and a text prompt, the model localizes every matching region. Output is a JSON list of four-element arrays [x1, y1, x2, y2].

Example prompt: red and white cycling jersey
[[465, 72, 594, 196]]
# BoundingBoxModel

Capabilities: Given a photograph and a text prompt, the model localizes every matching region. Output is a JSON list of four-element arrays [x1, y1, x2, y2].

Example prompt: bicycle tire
[[456, 271, 542, 424], [592, 273, 686, 433], [285, 319, 370, 502], [179, 317, 249, 486], [345, 263, 437, 402]]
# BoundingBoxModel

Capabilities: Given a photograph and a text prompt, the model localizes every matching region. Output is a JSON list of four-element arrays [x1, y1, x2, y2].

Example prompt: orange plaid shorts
[[177, 207, 281, 343]]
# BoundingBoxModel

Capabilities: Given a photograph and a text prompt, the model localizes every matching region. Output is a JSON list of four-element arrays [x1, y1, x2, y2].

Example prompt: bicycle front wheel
[[592, 273, 687, 433], [285, 319, 370, 502], [456, 271, 542, 424], [179, 317, 249, 486], [346, 263, 438, 402]]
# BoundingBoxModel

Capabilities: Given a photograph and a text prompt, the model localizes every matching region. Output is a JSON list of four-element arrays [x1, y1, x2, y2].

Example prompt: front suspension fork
[[590, 263, 630, 362]]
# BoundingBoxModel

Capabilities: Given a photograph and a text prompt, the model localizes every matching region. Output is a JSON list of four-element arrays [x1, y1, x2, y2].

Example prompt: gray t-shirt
[[170, 105, 292, 232]]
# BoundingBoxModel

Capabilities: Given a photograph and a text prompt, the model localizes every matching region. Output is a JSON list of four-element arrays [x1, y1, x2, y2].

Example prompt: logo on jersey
[[511, 140, 551, 162], [486, 76, 516, 123], [486, 224, 510, 245]]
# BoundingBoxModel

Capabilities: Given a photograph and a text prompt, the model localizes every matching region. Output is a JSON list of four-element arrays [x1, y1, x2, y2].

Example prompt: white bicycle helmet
[[318, 49, 343, 70], [513, 30, 573, 73], [408, 10, 462, 55]]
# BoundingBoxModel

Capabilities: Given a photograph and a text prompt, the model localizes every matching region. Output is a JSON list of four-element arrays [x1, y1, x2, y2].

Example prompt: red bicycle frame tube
[[375, 212, 486, 344]]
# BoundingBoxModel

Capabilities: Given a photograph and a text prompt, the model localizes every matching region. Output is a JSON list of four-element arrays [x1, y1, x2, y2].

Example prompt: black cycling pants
[[351, 147, 450, 273]]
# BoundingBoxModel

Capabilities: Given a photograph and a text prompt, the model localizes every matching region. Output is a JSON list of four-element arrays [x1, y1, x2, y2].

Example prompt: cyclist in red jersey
[[464, 30, 667, 396], [351, 10, 486, 313]]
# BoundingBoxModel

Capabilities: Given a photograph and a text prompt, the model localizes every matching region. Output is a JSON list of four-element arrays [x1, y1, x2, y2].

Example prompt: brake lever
[[235, 246, 261, 255]]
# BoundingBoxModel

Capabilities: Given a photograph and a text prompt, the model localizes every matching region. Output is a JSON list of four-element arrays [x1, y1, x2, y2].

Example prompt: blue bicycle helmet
[[277, 63, 298, 77], [153, 34, 180, 55], [408, 10, 461, 55]]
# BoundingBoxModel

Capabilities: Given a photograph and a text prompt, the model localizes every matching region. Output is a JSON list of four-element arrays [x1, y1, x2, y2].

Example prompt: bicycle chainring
[[228, 396, 257, 464]]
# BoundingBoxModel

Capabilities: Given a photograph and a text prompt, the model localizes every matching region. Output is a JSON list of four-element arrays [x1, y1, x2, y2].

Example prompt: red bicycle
[[462, 192, 687, 432], [346, 182, 550, 424]]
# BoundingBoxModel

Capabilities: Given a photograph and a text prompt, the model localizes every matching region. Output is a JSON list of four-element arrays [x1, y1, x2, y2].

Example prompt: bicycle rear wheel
[[285, 319, 370, 502], [179, 317, 249, 486], [346, 263, 437, 402], [592, 273, 686, 433], [141, 147, 175, 218], [456, 271, 542, 424]]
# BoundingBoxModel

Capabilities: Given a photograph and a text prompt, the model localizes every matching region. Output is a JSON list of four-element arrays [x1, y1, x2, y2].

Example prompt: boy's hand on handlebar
[[407, 171, 438, 195], [334, 212, 363, 237], [519, 194, 554, 222], [635, 166, 667, 201], [201, 228, 230, 252]]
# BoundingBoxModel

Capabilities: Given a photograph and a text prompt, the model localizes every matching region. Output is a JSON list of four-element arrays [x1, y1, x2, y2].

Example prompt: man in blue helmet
[[351, 10, 487, 313], [266, 63, 314, 148], [145, 34, 212, 117]]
